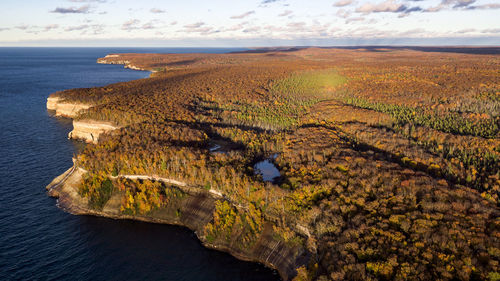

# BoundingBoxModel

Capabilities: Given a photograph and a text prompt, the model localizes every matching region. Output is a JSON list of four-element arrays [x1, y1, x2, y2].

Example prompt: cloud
[[51, 5, 90, 14], [425, 0, 494, 12], [225, 22, 248, 32], [90, 24, 105, 34], [287, 22, 306, 28], [184, 22, 205, 29], [44, 24, 59, 31], [259, 0, 284, 7], [425, 4, 446, 12], [398, 5, 422, 16], [333, 0, 354, 7], [397, 28, 427, 36], [278, 10, 293, 16], [481, 28, 500, 34], [150, 8, 166, 13], [242, 26, 261, 33], [141, 20, 161, 30], [456, 28, 476, 33], [336, 8, 351, 18], [230, 11, 255, 19], [142, 23, 155, 29], [121, 19, 140, 31], [445, 0, 475, 8], [468, 3, 500, 9], [356, 0, 407, 13], [346, 16, 365, 23], [65, 24, 105, 35], [15, 25, 30, 30], [260, 21, 333, 38], [405, 6, 422, 12], [65, 24, 89, 31], [181, 22, 217, 34], [170, 21, 178, 25]]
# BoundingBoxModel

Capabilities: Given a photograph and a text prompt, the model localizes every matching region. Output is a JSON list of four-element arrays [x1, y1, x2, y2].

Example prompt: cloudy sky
[[0, 0, 499, 46]]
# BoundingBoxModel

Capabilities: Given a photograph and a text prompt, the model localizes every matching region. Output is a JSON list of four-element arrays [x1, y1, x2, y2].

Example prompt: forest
[[52, 47, 500, 281]]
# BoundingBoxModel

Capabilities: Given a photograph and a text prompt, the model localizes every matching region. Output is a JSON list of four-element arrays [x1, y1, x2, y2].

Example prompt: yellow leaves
[[127, 192, 134, 205], [389, 214, 405, 226], [429, 163, 441, 170], [336, 165, 349, 173], [401, 156, 411, 163], [438, 252, 453, 263], [366, 260, 394, 279], [118, 179, 182, 215], [415, 242, 425, 249], [209, 200, 237, 241]]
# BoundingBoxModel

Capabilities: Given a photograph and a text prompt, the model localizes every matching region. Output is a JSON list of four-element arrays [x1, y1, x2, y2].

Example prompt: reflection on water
[[254, 155, 281, 182]]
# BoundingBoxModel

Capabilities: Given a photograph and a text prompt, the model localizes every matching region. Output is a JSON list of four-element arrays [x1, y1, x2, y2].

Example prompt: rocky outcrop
[[97, 55, 154, 72], [68, 120, 119, 144], [46, 164, 306, 280], [46, 97, 91, 118], [47, 96, 119, 143], [97, 58, 131, 65]]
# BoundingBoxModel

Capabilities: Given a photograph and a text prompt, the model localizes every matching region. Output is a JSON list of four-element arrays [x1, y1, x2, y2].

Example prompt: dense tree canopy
[[53, 47, 500, 281]]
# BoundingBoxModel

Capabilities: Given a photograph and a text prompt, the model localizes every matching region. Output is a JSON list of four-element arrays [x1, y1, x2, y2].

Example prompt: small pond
[[254, 155, 281, 182]]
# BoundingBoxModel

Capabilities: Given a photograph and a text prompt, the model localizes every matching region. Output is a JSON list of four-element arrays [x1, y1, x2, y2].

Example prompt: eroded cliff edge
[[46, 161, 307, 281], [47, 97, 117, 143], [47, 96, 91, 118], [97, 54, 154, 72]]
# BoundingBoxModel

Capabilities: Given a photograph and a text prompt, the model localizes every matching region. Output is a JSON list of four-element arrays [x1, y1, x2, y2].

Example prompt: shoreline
[[46, 54, 300, 281], [97, 55, 157, 73], [46, 163, 296, 280]]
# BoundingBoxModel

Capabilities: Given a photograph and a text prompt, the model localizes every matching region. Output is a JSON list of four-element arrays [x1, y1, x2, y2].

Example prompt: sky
[[0, 0, 499, 47]]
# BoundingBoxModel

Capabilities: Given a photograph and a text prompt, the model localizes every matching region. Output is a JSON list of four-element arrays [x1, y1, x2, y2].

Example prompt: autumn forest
[[50, 47, 500, 281]]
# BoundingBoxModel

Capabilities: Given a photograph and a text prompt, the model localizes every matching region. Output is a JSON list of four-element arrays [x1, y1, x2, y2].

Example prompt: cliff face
[[46, 165, 304, 281], [68, 120, 119, 144], [46, 97, 91, 118], [47, 96, 118, 143]]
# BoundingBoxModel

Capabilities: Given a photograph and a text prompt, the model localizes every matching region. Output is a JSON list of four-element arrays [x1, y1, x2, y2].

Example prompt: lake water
[[0, 47, 279, 281], [254, 156, 281, 183]]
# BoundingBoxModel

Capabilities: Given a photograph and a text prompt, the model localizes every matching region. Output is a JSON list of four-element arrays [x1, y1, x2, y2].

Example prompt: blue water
[[0, 48, 278, 281], [254, 155, 281, 182]]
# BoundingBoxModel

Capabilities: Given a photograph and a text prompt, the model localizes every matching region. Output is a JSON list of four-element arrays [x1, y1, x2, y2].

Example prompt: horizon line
[[1, 45, 499, 48]]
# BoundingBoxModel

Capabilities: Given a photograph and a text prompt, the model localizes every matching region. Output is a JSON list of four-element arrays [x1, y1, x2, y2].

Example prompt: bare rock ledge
[[68, 120, 119, 144], [46, 96, 91, 118]]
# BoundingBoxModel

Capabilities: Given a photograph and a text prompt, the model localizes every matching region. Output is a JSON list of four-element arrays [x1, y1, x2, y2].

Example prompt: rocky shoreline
[[47, 97, 119, 143], [46, 160, 303, 281], [47, 96, 91, 118], [97, 54, 156, 72], [45, 55, 307, 280]]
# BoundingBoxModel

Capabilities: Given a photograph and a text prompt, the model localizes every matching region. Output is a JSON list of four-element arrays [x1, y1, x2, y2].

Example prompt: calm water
[[254, 159, 281, 182], [0, 48, 279, 281]]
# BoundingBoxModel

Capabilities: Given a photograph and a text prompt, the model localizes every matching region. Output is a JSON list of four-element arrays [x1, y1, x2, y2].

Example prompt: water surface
[[254, 155, 281, 182]]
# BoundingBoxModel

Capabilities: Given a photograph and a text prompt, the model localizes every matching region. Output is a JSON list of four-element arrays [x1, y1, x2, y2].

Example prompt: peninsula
[[47, 47, 500, 281]]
